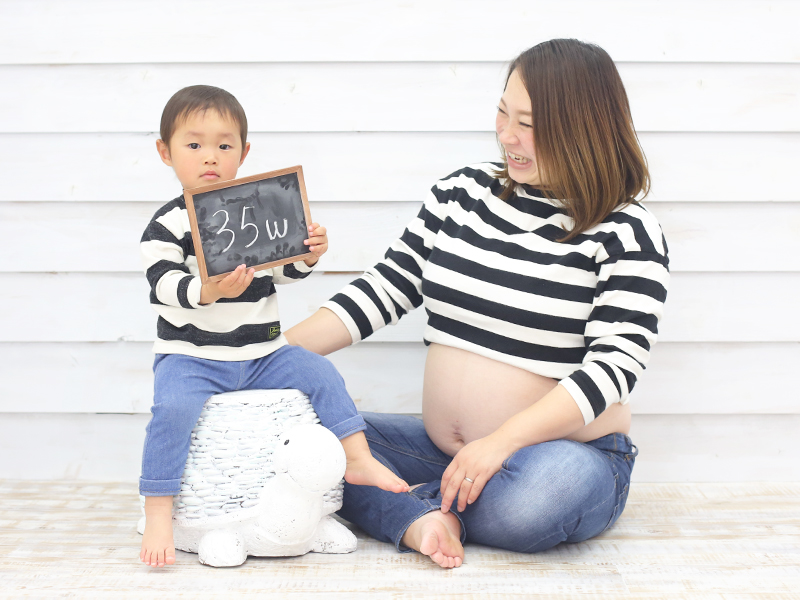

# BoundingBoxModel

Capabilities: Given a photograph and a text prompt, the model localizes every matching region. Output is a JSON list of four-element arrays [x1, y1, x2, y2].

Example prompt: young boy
[[139, 85, 409, 568]]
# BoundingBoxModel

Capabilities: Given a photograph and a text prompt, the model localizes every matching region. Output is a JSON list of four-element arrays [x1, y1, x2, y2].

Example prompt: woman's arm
[[287, 174, 458, 354], [284, 307, 353, 356]]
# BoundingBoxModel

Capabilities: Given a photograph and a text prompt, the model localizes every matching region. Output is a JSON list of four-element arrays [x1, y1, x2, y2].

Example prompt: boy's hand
[[303, 223, 328, 266], [200, 264, 255, 305]]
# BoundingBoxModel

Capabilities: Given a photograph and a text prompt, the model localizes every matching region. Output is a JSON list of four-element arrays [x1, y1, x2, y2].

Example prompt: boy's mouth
[[201, 171, 219, 179]]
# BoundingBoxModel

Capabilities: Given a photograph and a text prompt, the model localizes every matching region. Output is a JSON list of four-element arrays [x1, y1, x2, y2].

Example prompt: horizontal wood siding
[[2, 63, 798, 133], [3, 0, 798, 64], [0, 0, 797, 482], [2, 133, 798, 203]]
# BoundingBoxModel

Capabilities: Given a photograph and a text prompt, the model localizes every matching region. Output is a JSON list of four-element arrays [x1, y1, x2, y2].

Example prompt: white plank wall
[[3, 0, 798, 64], [2, 133, 799, 202], [0, 0, 798, 482], [2, 63, 799, 132]]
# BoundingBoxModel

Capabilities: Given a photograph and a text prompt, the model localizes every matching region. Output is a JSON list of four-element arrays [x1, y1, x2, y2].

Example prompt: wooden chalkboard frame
[[184, 165, 314, 285]]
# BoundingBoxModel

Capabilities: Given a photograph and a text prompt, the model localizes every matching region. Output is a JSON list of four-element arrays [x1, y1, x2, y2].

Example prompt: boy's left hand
[[303, 223, 328, 266]]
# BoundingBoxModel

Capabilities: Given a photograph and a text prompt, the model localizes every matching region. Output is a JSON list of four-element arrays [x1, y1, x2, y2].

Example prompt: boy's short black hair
[[160, 85, 248, 148]]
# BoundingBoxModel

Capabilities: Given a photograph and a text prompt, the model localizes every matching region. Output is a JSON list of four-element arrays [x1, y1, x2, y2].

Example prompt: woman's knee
[[462, 440, 618, 552]]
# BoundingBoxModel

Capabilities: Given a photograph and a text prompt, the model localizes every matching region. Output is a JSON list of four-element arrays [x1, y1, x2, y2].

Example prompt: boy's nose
[[204, 153, 218, 165]]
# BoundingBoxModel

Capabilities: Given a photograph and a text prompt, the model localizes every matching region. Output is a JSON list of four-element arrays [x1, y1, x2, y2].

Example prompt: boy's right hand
[[200, 264, 255, 305]]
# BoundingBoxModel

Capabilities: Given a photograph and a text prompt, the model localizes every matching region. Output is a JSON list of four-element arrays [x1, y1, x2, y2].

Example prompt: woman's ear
[[156, 139, 173, 167]]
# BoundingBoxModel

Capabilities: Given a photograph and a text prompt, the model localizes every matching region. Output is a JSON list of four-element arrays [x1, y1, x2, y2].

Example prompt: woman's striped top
[[323, 163, 669, 424], [140, 195, 315, 361]]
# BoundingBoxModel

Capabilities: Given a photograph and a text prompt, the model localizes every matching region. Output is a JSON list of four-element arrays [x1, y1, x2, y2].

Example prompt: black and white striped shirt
[[323, 164, 669, 424], [140, 196, 314, 360]]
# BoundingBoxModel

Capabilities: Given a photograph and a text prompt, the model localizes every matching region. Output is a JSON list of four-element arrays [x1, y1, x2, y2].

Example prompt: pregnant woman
[[286, 38, 669, 568]]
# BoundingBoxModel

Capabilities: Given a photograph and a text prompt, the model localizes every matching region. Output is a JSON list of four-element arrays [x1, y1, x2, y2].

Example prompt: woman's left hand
[[439, 434, 514, 513]]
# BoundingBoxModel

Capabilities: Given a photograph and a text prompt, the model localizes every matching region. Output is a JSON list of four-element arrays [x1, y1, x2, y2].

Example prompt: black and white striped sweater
[[323, 163, 669, 424], [140, 195, 315, 360]]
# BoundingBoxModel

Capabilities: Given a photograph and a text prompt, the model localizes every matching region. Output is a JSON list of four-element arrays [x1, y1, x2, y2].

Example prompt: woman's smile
[[506, 151, 532, 167], [496, 69, 541, 185]]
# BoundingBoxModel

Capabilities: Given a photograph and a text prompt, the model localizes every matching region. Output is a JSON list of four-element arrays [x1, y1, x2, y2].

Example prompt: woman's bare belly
[[422, 343, 631, 457]]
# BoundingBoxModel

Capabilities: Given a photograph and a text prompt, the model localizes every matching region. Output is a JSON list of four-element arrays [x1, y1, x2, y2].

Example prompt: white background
[[0, 0, 798, 482]]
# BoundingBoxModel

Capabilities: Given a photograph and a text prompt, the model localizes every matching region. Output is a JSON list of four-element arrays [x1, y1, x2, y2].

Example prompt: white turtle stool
[[137, 389, 357, 567]]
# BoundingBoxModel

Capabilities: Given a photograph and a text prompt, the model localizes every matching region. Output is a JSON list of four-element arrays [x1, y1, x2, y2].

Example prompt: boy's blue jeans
[[338, 412, 637, 554], [139, 345, 365, 496]]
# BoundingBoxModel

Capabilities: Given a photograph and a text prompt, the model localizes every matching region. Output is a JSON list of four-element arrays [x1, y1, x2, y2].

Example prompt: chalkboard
[[184, 166, 313, 284]]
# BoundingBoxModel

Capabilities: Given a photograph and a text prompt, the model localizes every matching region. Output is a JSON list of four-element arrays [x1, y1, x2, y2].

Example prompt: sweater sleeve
[[272, 258, 316, 284], [558, 249, 670, 425], [140, 201, 204, 309], [323, 184, 451, 343]]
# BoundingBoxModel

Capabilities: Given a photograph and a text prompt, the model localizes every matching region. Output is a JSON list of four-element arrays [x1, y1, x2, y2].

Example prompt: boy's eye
[[188, 143, 200, 149], [219, 144, 232, 150]]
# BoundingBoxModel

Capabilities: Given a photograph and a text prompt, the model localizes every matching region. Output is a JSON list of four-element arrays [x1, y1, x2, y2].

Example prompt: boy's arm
[[140, 203, 204, 308], [141, 205, 256, 306]]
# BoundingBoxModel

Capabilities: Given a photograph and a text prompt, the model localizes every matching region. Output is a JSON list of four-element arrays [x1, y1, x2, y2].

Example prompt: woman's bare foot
[[140, 496, 176, 568], [341, 432, 410, 493], [402, 510, 464, 569]]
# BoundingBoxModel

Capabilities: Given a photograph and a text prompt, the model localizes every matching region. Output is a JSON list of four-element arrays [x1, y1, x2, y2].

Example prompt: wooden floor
[[1, 481, 798, 599]]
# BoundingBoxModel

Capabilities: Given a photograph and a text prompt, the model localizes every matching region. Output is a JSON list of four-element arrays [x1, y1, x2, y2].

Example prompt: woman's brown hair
[[496, 39, 650, 241]]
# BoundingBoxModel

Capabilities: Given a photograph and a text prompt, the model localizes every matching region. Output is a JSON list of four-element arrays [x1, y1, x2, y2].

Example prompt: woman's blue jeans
[[338, 412, 637, 554], [139, 345, 366, 496]]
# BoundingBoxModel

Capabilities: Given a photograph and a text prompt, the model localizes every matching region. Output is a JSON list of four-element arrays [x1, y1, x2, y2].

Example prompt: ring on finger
[[464, 476, 474, 483]]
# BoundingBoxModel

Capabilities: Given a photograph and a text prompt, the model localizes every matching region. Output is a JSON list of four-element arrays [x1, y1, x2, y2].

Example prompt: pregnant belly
[[422, 343, 631, 457]]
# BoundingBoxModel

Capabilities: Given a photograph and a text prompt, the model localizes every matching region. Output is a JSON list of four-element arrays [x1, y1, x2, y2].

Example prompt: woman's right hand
[[439, 433, 513, 513]]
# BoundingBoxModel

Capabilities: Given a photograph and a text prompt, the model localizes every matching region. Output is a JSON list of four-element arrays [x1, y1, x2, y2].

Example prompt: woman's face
[[496, 69, 541, 186]]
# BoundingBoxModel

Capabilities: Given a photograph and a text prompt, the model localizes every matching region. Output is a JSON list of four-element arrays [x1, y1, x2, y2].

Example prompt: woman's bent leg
[[460, 433, 636, 553], [337, 412, 462, 551]]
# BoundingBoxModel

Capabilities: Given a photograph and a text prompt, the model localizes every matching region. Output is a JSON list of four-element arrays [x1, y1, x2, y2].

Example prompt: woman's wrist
[[490, 385, 586, 452], [485, 427, 524, 458]]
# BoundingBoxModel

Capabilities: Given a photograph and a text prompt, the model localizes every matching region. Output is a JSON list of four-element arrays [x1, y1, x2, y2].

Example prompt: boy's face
[[156, 110, 250, 190]]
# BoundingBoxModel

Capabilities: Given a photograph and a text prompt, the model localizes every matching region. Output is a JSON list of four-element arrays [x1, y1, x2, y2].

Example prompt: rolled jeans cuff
[[139, 477, 182, 496], [328, 414, 367, 440], [394, 488, 468, 553]]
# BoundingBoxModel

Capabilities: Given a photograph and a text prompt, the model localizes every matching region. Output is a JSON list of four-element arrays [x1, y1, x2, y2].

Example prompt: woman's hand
[[439, 385, 586, 513], [439, 433, 514, 514]]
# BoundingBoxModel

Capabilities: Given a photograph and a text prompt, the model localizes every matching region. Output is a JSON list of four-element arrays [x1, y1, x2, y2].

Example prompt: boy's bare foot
[[140, 496, 176, 568], [402, 510, 464, 569], [341, 432, 410, 493], [345, 453, 410, 493]]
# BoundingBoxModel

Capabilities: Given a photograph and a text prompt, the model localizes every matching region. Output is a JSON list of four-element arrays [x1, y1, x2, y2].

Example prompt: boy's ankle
[[144, 495, 174, 514], [339, 431, 371, 460]]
